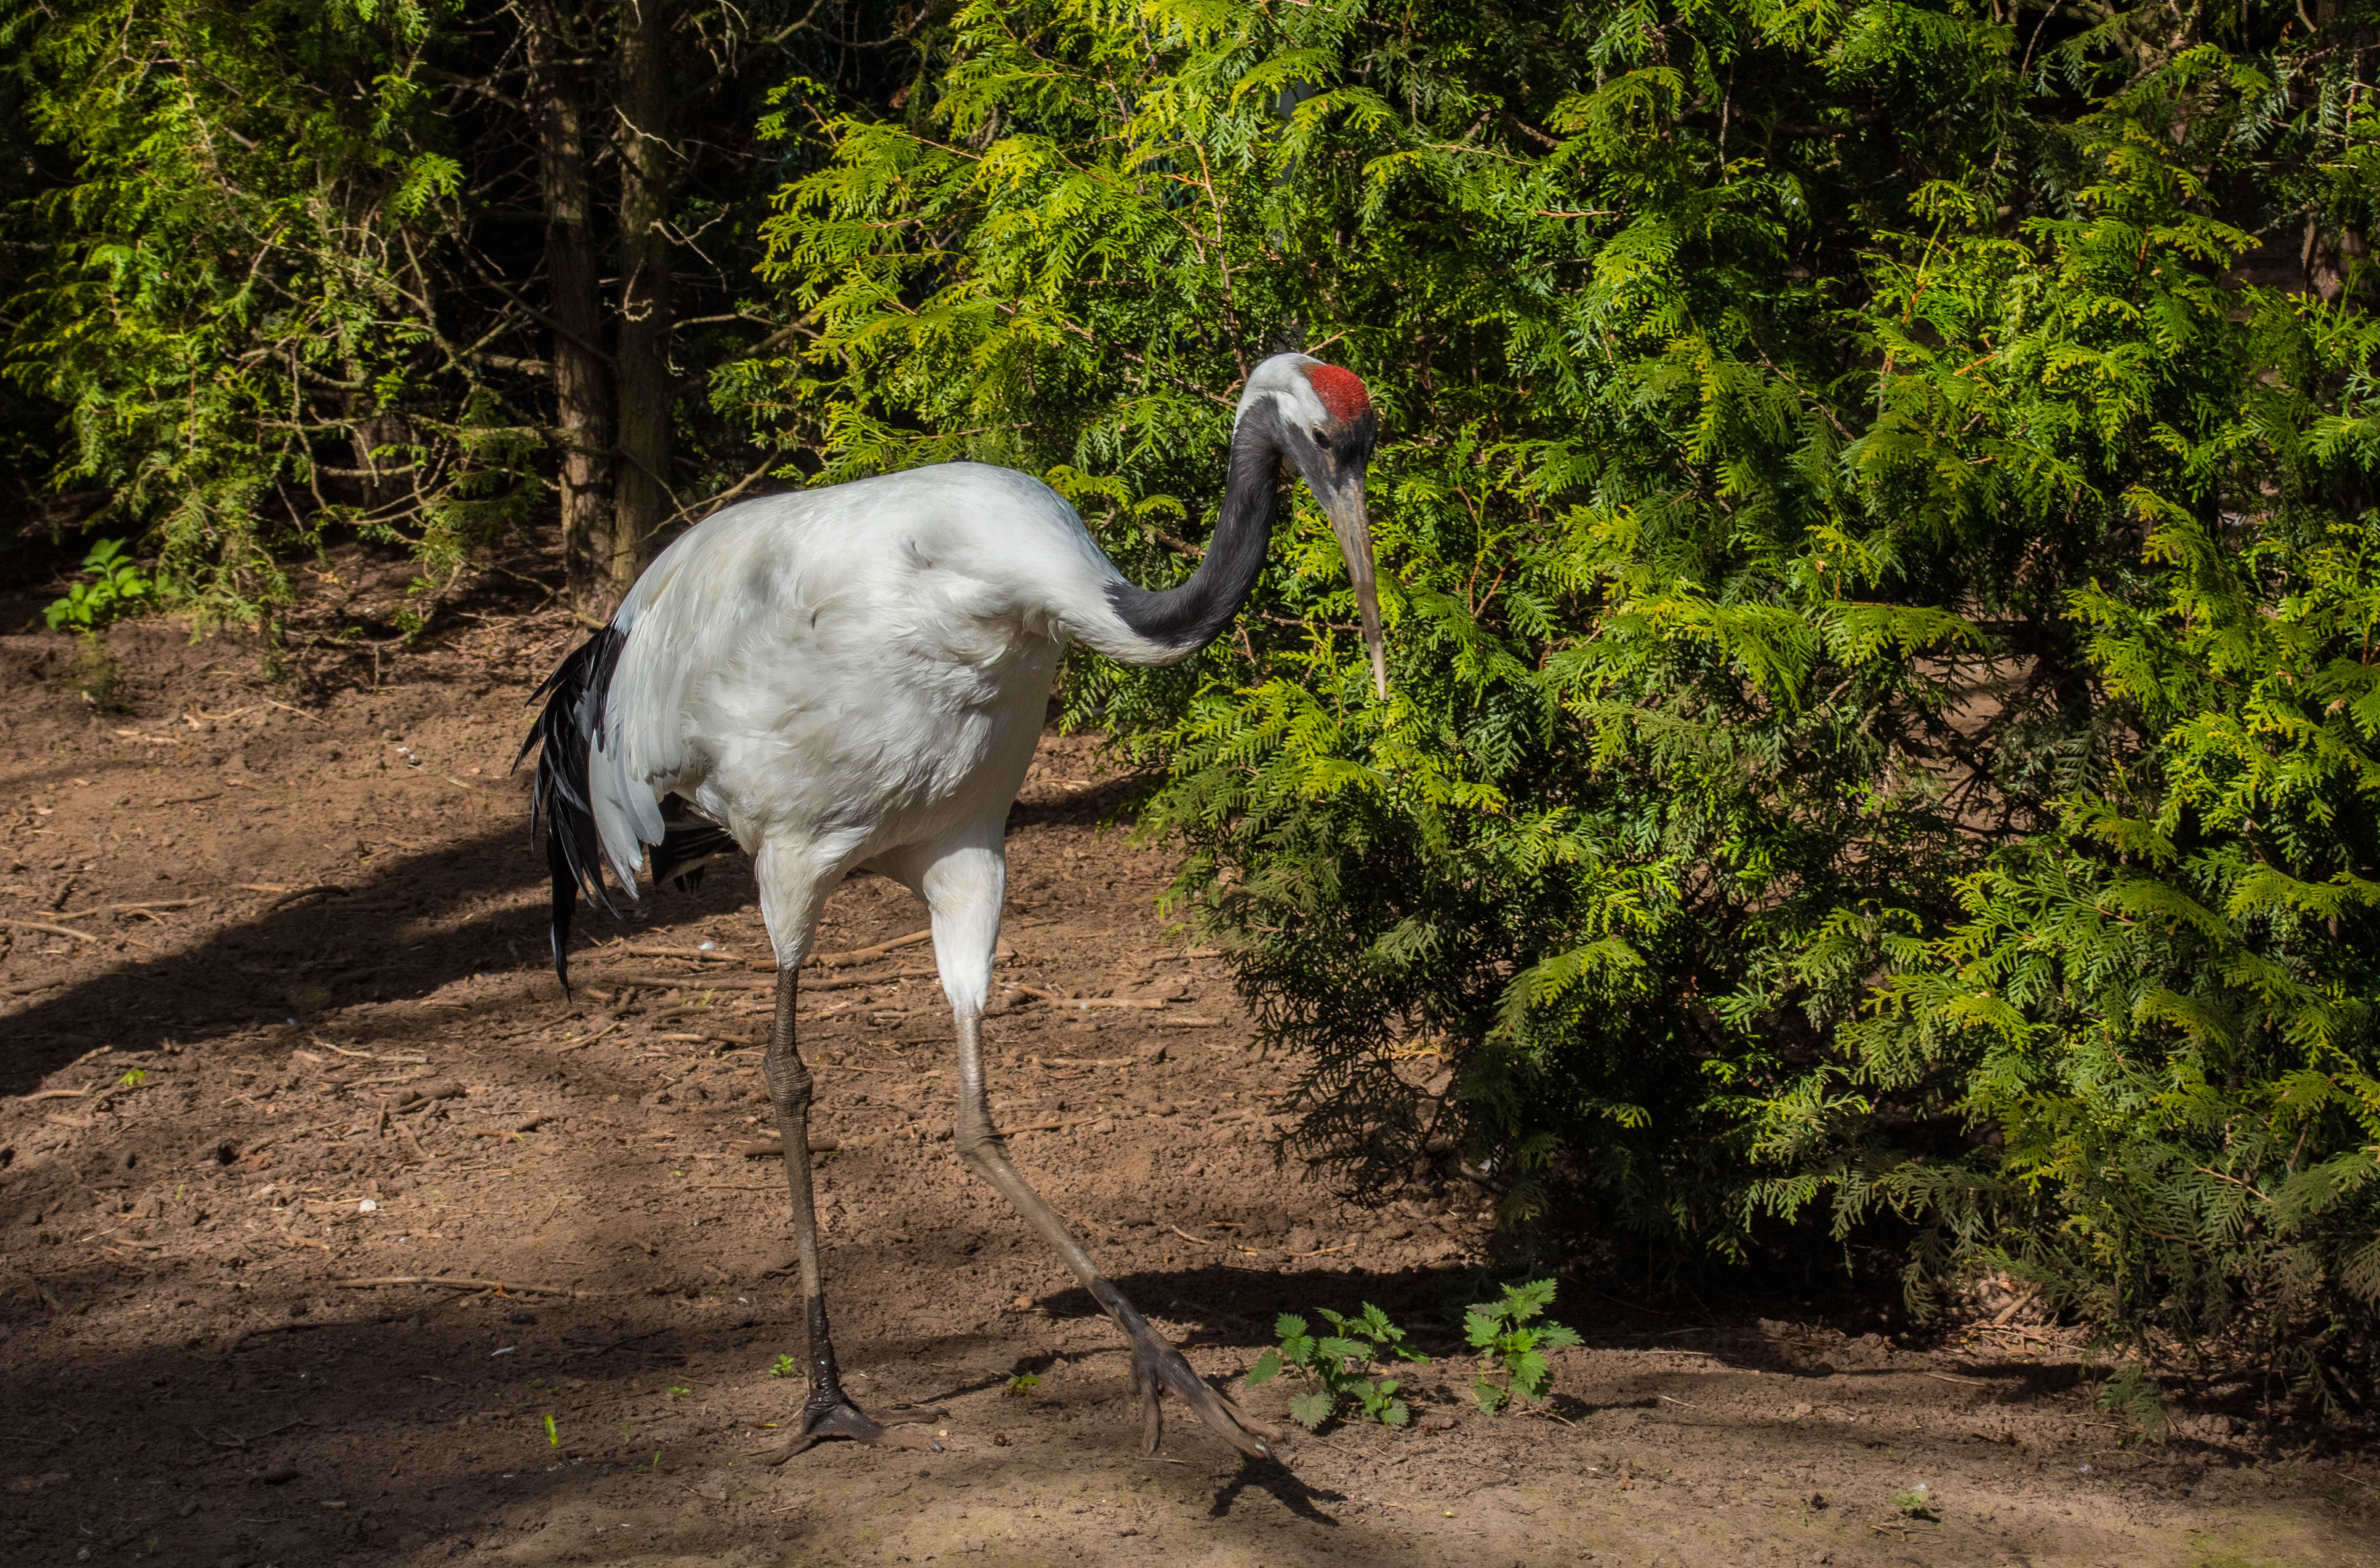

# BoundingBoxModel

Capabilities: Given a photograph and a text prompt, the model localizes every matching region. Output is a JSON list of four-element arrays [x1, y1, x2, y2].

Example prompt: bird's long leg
[[953, 1006, 1281, 1462], [759, 965, 939, 1459]]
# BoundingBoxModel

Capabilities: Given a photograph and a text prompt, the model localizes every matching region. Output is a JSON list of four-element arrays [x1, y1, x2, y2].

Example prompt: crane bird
[[518, 352, 1383, 1463]]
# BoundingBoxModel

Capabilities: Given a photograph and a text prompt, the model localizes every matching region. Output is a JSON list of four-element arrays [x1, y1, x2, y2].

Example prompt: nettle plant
[[1246, 1303, 1428, 1430], [1465, 1278, 1582, 1414], [45, 538, 155, 631]]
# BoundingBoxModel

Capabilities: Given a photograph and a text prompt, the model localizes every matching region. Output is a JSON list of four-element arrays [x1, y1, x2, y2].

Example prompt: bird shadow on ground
[[1208, 1453, 1349, 1523], [0, 818, 792, 1099]]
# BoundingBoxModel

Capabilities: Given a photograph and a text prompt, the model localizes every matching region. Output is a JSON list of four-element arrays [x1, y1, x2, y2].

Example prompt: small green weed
[[46, 539, 156, 631], [619, 1417, 633, 1444], [1003, 1372, 1041, 1399], [1891, 1485, 1939, 1520], [667, 1385, 691, 1401], [117, 1068, 147, 1088], [542, 1412, 560, 1451], [1245, 1302, 1427, 1431], [769, 1353, 798, 1379], [1464, 1278, 1582, 1414]]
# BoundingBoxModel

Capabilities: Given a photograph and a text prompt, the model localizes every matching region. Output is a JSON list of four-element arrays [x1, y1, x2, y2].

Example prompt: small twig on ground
[[334, 1275, 607, 1298], [803, 965, 939, 993], [17, 1086, 92, 1103], [1989, 1283, 2041, 1326], [1925, 1372, 1989, 1387], [553, 1020, 624, 1053], [0, 918, 97, 943], [1166, 1224, 1214, 1248], [808, 928, 933, 968], [49, 899, 206, 921]]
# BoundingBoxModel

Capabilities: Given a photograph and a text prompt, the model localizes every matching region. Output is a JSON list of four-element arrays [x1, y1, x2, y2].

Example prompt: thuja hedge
[[764, 0, 2380, 1404]]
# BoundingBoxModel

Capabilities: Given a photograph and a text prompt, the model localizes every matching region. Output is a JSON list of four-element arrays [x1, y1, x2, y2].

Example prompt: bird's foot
[[753, 1391, 945, 1465], [1125, 1317, 1282, 1463]]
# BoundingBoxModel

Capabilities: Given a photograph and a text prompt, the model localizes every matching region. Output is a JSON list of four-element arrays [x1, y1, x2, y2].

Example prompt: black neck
[[1105, 402, 1285, 651]]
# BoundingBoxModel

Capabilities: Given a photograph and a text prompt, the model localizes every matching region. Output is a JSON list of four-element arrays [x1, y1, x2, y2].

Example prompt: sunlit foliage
[[766, 0, 2380, 1402]]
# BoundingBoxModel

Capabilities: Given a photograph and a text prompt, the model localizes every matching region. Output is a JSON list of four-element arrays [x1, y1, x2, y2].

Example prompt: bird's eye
[[1310, 426, 1328, 445]]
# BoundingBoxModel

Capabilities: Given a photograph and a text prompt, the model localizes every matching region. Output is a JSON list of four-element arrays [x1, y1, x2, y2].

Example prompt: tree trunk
[[611, 0, 675, 602], [526, 0, 616, 613]]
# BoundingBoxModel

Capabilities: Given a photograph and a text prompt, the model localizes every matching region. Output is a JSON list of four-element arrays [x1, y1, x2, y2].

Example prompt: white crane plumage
[[519, 352, 1383, 1463]]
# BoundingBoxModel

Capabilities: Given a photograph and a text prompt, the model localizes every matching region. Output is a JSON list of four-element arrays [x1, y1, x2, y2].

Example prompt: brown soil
[[1, 551, 2374, 1568]]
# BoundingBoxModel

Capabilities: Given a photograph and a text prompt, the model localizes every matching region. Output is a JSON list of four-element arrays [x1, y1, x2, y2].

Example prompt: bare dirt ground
[[1, 546, 2374, 1568]]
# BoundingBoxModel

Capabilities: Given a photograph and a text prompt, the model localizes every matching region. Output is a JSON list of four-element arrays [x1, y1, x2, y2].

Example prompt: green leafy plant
[[1890, 1485, 1938, 1522], [1002, 1372, 1040, 1399], [768, 1353, 798, 1379], [1245, 1303, 1427, 1431], [1464, 1279, 1582, 1414], [542, 1412, 560, 1451], [666, 1385, 690, 1401], [116, 1069, 147, 1089], [45, 539, 155, 631]]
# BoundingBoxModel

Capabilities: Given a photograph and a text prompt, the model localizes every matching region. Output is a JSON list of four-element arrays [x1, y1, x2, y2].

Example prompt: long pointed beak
[[1319, 476, 1387, 701]]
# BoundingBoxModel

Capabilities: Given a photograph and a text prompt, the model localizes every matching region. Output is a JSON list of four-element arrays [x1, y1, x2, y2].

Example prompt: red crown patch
[[1306, 363, 1372, 423]]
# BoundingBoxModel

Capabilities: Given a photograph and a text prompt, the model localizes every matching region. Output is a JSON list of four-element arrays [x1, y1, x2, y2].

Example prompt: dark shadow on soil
[[0, 1252, 1452, 1565], [0, 820, 790, 1099]]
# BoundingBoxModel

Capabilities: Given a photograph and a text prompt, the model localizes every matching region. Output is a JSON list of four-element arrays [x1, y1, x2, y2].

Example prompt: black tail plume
[[515, 625, 626, 998], [652, 796, 735, 894]]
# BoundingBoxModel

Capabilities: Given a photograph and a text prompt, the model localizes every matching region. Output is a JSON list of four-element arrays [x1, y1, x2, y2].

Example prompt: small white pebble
[[699, 940, 716, 950], [358, 1199, 377, 1213]]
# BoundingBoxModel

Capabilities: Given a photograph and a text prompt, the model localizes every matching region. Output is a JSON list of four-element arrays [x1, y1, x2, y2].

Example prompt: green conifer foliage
[[761, 0, 2380, 1397]]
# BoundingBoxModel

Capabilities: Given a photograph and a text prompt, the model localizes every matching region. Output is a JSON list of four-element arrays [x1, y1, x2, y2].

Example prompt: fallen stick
[[616, 943, 743, 963], [49, 899, 206, 921], [1988, 1283, 2040, 1326], [334, 1275, 606, 1298], [809, 928, 933, 968], [267, 886, 347, 911], [0, 918, 97, 943], [737, 1137, 838, 1157], [552, 1020, 624, 1053], [1012, 986, 1165, 1011], [804, 966, 939, 992], [1166, 1224, 1214, 1248], [17, 1087, 91, 1103], [587, 972, 774, 992]]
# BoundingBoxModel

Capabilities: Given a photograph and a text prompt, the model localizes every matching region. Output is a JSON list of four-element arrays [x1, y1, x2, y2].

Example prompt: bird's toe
[[753, 1396, 945, 1464], [1130, 1330, 1281, 1462]]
